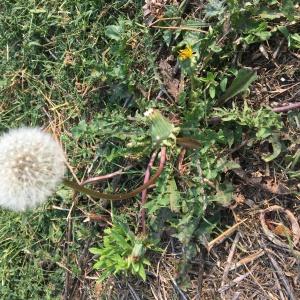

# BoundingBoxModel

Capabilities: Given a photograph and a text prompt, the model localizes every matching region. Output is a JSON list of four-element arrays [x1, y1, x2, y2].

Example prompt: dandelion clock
[[0, 127, 66, 211]]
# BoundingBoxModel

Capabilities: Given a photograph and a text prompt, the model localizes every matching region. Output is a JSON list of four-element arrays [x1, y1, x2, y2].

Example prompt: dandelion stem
[[63, 147, 167, 201], [139, 149, 159, 235], [81, 169, 125, 185]]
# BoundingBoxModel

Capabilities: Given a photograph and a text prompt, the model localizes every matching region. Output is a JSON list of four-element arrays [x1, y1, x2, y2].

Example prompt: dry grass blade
[[229, 249, 265, 271], [150, 284, 160, 300], [127, 283, 141, 300], [158, 59, 182, 101], [218, 272, 251, 293], [207, 219, 247, 252], [220, 232, 240, 297], [260, 179, 290, 195], [265, 248, 297, 300], [163, 262, 188, 300], [150, 25, 207, 33]]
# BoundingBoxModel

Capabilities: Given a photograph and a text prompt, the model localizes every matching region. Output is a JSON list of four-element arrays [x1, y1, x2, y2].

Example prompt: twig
[[229, 249, 265, 271], [68, 240, 91, 298], [226, 138, 249, 156], [149, 17, 181, 26], [177, 137, 201, 149], [244, 264, 269, 298], [208, 219, 246, 252], [196, 249, 204, 300], [83, 213, 112, 225], [127, 282, 141, 300], [62, 156, 81, 300], [81, 169, 124, 186], [272, 268, 286, 300], [150, 25, 207, 33], [210, 101, 300, 126], [63, 191, 77, 300], [57, 262, 73, 275], [232, 292, 241, 300], [272, 101, 300, 113], [220, 232, 240, 299], [163, 263, 189, 300], [140, 149, 159, 235], [149, 284, 160, 300], [259, 240, 296, 300], [209, 101, 300, 128], [218, 272, 251, 293], [260, 240, 296, 300]]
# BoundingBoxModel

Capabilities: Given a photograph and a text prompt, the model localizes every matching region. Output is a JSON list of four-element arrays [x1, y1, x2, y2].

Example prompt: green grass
[[1, 0, 299, 298]]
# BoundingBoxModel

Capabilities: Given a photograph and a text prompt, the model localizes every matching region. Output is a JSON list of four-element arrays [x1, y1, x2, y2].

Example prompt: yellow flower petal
[[178, 46, 193, 60]]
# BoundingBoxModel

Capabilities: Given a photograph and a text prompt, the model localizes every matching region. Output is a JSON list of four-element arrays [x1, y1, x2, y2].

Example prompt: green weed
[[0, 0, 299, 297]]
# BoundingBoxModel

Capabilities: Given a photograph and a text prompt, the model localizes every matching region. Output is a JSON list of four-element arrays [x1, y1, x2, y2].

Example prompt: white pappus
[[0, 127, 66, 211]]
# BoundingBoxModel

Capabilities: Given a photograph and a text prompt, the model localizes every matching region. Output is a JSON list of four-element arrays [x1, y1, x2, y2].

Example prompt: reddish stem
[[81, 169, 123, 186], [140, 149, 159, 235], [272, 102, 300, 113], [63, 147, 167, 201]]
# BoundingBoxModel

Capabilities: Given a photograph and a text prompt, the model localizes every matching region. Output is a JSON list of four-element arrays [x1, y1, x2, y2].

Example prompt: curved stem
[[272, 102, 300, 113], [140, 149, 159, 235], [81, 169, 124, 185], [63, 147, 167, 201]]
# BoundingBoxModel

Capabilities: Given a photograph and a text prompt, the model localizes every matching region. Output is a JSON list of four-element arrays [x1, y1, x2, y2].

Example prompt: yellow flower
[[178, 45, 193, 60]]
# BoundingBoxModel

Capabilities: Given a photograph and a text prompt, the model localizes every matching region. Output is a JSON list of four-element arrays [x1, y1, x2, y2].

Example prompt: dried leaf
[[159, 59, 181, 100], [84, 213, 110, 224], [234, 193, 246, 204], [233, 168, 290, 195], [260, 205, 300, 249], [176, 137, 201, 149], [273, 223, 292, 238], [261, 178, 290, 194]]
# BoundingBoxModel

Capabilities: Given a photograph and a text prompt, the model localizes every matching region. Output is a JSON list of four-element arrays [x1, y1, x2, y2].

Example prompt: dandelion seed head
[[0, 127, 66, 211]]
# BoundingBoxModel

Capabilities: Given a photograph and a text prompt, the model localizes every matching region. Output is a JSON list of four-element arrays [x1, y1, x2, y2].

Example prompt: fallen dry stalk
[[221, 233, 240, 284], [218, 272, 251, 293], [264, 246, 297, 300], [229, 249, 265, 271], [207, 219, 247, 252]]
